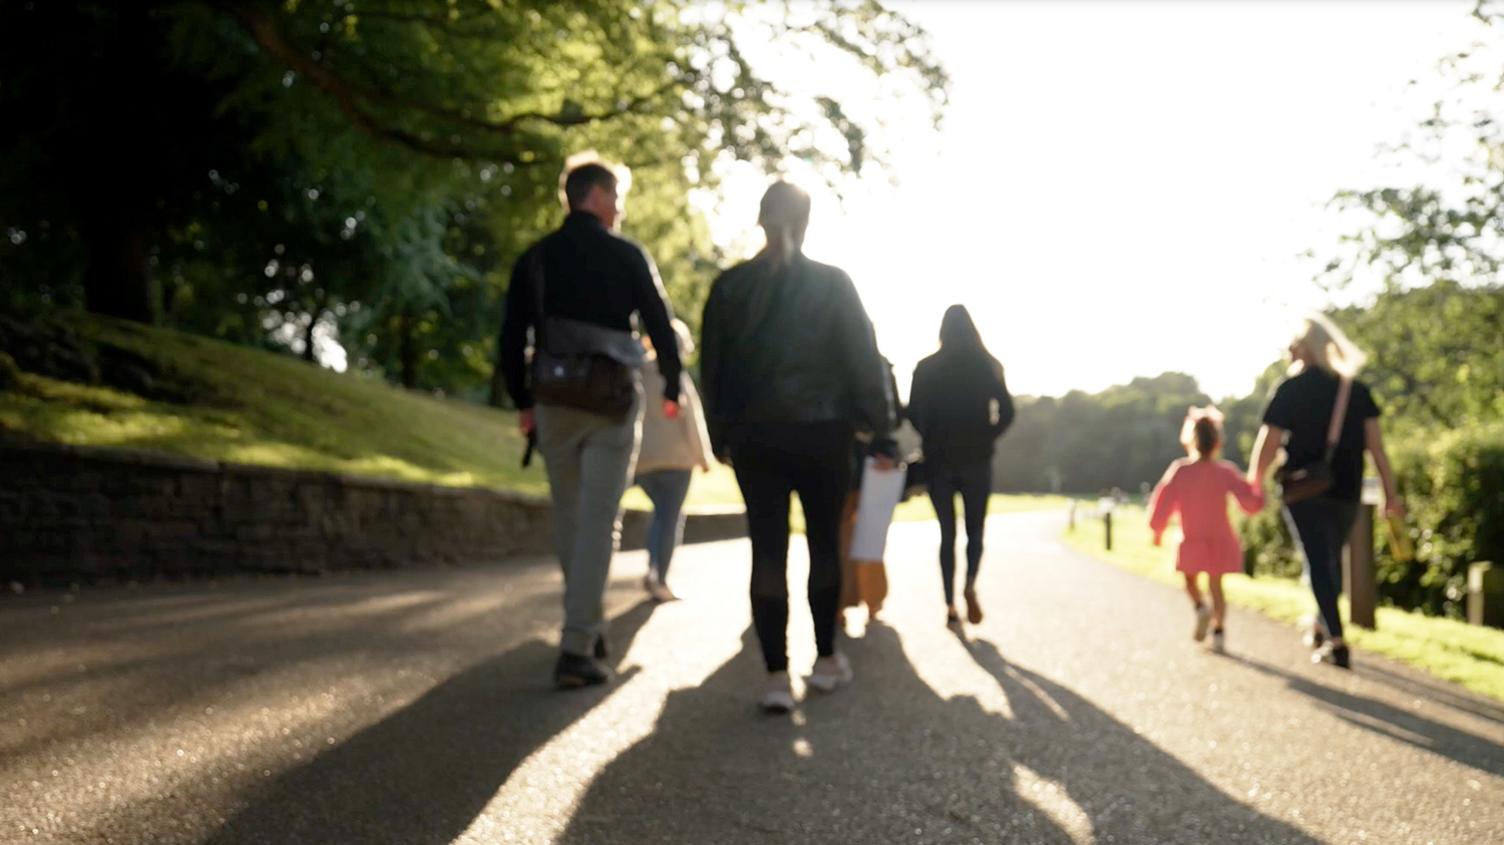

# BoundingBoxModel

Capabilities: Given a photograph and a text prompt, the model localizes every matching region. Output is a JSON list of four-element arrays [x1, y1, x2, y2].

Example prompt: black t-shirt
[[1261, 369, 1381, 502]]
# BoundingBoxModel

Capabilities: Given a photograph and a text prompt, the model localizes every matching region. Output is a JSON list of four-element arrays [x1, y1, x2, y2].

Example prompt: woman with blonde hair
[[1247, 314, 1404, 669], [700, 180, 896, 712]]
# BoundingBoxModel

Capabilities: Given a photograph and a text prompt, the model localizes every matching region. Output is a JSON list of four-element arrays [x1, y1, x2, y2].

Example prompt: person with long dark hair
[[1248, 314, 1403, 669], [700, 181, 896, 713], [908, 305, 1014, 626]]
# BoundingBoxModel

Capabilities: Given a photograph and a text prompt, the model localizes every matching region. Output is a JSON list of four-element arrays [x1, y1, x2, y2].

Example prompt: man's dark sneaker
[[554, 652, 611, 688], [594, 634, 608, 660]]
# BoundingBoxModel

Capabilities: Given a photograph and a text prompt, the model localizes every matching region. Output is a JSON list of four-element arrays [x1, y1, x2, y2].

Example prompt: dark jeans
[[928, 460, 992, 606], [730, 421, 852, 673], [1284, 496, 1359, 641]]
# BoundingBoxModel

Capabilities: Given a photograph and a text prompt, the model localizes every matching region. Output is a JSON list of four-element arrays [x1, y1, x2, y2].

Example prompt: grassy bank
[[0, 314, 1072, 519], [1063, 503, 1504, 702]]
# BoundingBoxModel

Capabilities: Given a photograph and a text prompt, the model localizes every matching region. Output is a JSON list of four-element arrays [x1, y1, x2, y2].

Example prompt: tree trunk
[[398, 311, 418, 389], [82, 220, 156, 323], [302, 291, 327, 364], [301, 314, 319, 363]]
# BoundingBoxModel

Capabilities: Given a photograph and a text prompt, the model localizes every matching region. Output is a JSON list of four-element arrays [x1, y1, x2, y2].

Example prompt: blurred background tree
[[0, 0, 946, 394]]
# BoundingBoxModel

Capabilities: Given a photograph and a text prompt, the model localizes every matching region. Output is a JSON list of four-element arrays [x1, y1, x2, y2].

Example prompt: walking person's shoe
[[554, 652, 612, 688], [807, 652, 853, 693], [1312, 641, 1351, 669], [963, 586, 984, 624], [1210, 629, 1226, 654], [593, 633, 608, 660], [1192, 604, 1212, 642], [647, 579, 678, 603], [945, 606, 962, 627], [759, 671, 795, 713]]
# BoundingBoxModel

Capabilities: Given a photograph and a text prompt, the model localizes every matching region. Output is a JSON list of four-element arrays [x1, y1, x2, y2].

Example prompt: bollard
[[1345, 502, 1377, 630], [1468, 562, 1504, 629], [1104, 511, 1112, 552]]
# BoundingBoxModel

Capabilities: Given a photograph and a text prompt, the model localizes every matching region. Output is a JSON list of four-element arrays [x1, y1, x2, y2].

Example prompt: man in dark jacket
[[497, 160, 682, 688]]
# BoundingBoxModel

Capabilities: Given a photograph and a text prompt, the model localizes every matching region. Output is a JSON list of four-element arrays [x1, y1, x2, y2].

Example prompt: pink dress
[[1147, 459, 1265, 575]]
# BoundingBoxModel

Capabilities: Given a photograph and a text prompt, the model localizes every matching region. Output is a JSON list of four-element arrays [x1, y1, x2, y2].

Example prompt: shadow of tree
[[556, 623, 1324, 844], [1223, 652, 1504, 778], [199, 599, 657, 845], [0, 572, 561, 762]]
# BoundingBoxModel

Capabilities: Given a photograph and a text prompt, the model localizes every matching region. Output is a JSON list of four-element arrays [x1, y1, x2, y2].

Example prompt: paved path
[[2, 512, 1502, 844]]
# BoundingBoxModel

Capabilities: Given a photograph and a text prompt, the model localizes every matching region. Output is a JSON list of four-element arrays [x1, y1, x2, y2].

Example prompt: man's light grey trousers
[[535, 393, 642, 656]]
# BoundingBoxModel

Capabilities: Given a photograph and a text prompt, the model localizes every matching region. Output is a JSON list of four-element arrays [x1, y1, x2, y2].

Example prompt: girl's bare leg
[[1182, 572, 1204, 608], [1208, 574, 1227, 630]]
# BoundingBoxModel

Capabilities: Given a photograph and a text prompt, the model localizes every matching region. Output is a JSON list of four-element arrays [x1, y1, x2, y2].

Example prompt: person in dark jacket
[[908, 305, 1014, 627], [497, 159, 682, 689], [700, 181, 895, 713]]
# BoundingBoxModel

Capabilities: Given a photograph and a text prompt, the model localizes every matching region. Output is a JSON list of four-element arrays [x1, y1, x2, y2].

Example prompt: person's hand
[[519, 408, 535, 436], [872, 454, 896, 472], [663, 399, 680, 420], [1385, 495, 1406, 520], [1152, 532, 1163, 547]]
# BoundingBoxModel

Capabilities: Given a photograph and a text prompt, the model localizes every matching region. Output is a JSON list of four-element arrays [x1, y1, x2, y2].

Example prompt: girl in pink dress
[[1148, 407, 1265, 652]]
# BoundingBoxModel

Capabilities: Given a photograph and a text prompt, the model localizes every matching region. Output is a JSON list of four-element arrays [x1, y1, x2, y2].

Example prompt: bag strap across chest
[[1322, 377, 1353, 463]]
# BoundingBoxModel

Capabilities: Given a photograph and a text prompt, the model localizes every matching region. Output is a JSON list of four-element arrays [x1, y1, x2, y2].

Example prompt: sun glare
[[700, 0, 1477, 401]]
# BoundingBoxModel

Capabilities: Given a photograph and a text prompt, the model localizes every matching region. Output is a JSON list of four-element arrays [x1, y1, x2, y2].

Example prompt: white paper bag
[[850, 457, 905, 561]]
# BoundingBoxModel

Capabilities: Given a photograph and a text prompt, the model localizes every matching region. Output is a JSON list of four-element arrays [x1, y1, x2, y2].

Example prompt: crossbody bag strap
[[1322, 376, 1353, 463], [528, 248, 548, 353]]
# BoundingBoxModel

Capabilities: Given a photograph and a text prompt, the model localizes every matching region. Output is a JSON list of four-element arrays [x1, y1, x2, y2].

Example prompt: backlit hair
[[558, 151, 631, 210], [1180, 405, 1223, 460], [757, 181, 811, 267], [1290, 313, 1367, 378]]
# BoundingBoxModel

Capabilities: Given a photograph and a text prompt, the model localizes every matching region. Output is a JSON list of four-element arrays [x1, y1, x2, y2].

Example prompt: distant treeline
[[984, 371, 1267, 496]]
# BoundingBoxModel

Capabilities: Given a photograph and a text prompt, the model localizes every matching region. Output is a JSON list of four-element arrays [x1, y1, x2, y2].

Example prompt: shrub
[[1240, 497, 1303, 579], [1383, 422, 1504, 617]]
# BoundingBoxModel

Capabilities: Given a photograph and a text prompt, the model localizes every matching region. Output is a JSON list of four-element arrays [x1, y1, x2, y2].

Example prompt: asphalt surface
[[2, 511, 1502, 844]]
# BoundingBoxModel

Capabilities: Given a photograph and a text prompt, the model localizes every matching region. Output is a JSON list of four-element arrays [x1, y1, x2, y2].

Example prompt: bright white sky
[[700, 0, 1482, 400]]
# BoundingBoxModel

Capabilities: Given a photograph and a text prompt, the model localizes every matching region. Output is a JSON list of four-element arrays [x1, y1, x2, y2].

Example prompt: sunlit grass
[[0, 316, 1095, 527], [1063, 503, 1504, 702]]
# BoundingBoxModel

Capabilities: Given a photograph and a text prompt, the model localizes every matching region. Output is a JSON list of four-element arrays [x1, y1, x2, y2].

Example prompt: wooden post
[[1345, 503, 1377, 630], [1468, 562, 1504, 628], [1104, 511, 1113, 552]]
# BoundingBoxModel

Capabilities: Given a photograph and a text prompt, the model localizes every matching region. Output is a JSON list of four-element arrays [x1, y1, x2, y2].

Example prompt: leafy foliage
[[0, 0, 946, 394]]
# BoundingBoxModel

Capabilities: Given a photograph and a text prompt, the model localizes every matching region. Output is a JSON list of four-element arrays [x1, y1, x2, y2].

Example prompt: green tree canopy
[[1, 0, 946, 393]]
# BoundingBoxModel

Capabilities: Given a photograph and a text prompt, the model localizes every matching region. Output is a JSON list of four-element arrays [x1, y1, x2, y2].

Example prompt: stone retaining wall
[[0, 440, 745, 586]]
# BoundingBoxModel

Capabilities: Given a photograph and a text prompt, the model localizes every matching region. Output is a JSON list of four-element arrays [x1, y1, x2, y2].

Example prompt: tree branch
[[217, 2, 674, 160]]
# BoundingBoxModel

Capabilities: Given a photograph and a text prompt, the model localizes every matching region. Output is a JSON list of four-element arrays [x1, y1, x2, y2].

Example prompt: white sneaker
[[759, 671, 795, 713], [1193, 605, 1212, 642], [1210, 630, 1226, 654], [807, 653, 853, 693]]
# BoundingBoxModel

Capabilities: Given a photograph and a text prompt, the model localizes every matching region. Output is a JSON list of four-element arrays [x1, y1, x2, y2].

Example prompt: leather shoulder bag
[[527, 251, 638, 422]]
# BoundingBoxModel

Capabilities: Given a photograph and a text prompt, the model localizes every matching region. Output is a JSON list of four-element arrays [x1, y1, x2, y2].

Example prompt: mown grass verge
[[1063, 503, 1504, 703]]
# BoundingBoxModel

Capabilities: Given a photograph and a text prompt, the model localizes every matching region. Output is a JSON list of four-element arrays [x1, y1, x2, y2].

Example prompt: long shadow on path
[[559, 623, 1324, 844], [202, 600, 657, 845], [1224, 652, 1504, 778]]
